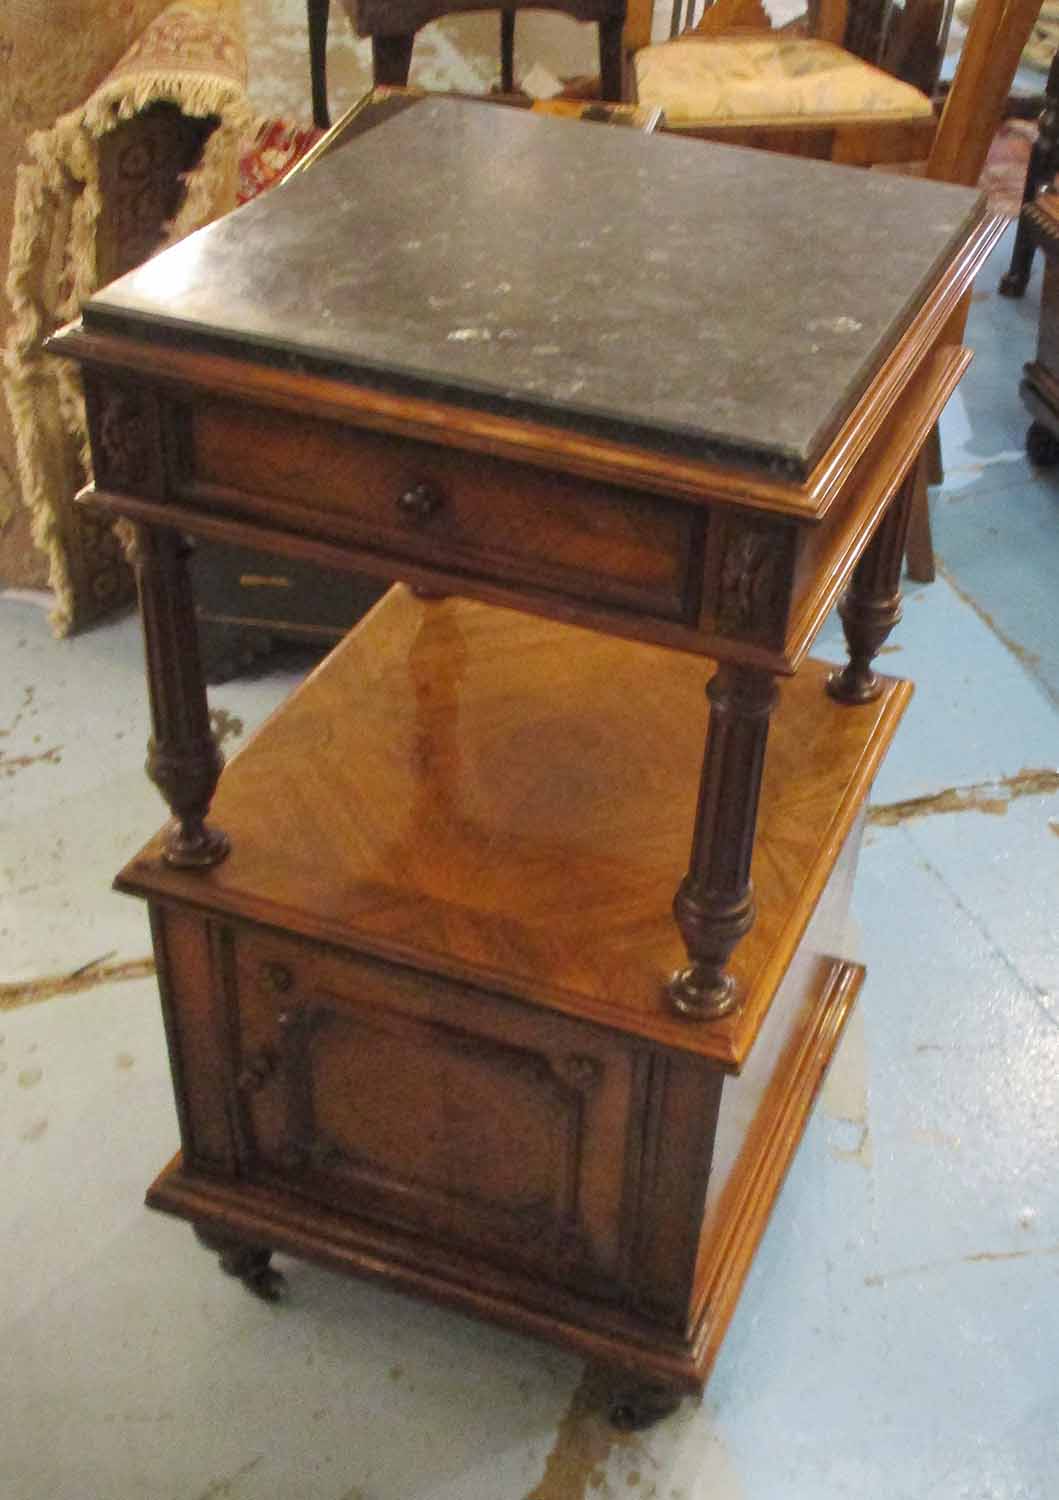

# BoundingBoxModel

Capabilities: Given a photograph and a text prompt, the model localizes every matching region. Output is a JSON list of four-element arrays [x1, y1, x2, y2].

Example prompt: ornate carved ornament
[[716, 520, 787, 638], [94, 385, 151, 492]]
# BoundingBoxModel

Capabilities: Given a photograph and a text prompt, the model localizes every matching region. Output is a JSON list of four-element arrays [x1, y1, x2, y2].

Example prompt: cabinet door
[[232, 931, 643, 1296]]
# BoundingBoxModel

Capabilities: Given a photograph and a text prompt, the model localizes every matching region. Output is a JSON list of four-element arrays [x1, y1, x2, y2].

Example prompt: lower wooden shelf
[[122, 588, 908, 1403]]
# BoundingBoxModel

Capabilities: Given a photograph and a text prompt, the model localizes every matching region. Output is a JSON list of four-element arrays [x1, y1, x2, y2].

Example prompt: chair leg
[[998, 136, 1051, 297], [308, 0, 331, 129], [904, 452, 936, 584], [372, 33, 416, 86], [598, 15, 625, 103], [501, 10, 516, 94]]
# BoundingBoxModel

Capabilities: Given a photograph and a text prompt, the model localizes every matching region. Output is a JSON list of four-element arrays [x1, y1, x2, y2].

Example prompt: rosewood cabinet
[[51, 95, 1000, 1424]]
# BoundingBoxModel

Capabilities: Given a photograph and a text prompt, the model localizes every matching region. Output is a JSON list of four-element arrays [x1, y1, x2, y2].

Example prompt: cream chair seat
[[635, 35, 935, 130], [632, 33, 937, 162]]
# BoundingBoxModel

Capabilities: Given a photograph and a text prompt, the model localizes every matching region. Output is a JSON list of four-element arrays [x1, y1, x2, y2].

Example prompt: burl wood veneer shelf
[[121, 589, 908, 1400]]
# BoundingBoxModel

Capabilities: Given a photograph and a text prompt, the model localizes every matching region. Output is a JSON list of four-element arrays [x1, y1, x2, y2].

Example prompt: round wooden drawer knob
[[396, 481, 445, 522]]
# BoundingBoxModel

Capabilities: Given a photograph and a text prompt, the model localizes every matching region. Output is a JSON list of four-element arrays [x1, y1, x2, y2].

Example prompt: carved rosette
[[716, 520, 786, 641], [96, 387, 150, 491]]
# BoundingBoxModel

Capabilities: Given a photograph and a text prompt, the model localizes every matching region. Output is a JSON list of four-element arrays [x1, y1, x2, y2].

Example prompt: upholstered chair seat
[[634, 36, 936, 133]]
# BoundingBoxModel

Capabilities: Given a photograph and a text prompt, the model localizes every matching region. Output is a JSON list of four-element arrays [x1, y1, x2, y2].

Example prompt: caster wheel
[[194, 1225, 288, 1302], [607, 1381, 683, 1431], [218, 1246, 288, 1302], [1026, 421, 1059, 466], [236, 1261, 288, 1303]]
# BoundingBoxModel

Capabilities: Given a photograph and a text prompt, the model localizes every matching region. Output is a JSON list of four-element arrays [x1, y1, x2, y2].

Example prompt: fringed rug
[[3, 0, 251, 636]]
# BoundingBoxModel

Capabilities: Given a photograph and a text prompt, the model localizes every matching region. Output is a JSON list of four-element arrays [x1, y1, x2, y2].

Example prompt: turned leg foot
[[607, 1378, 684, 1430], [667, 663, 777, 1021], [1026, 420, 1059, 467], [194, 1226, 287, 1302], [829, 465, 917, 706]]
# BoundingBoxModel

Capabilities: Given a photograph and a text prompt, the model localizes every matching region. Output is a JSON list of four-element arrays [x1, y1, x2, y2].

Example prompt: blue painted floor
[[1, 224, 1056, 1499]]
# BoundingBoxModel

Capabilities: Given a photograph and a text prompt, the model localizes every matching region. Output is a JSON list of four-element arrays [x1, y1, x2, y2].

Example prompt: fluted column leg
[[136, 525, 229, 869], [668, 663, 778, 1021], [828, 467, 917, 706]]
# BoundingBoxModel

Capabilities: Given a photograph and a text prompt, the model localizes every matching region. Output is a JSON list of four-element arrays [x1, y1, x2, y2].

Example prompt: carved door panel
[[231, 932, 641, 1295]]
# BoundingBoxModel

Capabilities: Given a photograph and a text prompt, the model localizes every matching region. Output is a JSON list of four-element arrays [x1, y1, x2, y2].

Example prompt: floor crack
[[869, 767, 1059, 826], [0, 955, 156, 1011]]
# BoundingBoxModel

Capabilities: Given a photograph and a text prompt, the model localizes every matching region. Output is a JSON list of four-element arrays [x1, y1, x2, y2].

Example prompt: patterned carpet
[[979, 119, 1038, 217]]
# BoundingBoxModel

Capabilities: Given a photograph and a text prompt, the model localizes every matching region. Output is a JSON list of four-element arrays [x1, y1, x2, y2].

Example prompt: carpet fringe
[[2, 2, 251, 635]]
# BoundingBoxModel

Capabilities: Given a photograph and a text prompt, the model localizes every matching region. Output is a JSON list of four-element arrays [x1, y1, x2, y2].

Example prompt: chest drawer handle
[[397, 481, 445, 523]]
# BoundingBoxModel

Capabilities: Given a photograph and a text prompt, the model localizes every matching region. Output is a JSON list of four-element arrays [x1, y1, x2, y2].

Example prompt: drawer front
[[231, 931, 642, 1294], [185, 398, 701, 620]]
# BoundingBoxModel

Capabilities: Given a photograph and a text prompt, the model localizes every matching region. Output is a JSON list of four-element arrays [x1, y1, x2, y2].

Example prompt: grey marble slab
[[84, 96, 986, 478]]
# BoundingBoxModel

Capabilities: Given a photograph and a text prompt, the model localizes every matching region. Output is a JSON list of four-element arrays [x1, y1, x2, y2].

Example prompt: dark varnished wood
[[828, 464, 917, 703], [1017, 195, 1059, 462], [669, 664, 777, 1019], [308, 0, 332, 127], [135, 525, 229, 868], [999, 50, 1059, 298], [307, 2, 627, 126], [80, 377, 228, 867]]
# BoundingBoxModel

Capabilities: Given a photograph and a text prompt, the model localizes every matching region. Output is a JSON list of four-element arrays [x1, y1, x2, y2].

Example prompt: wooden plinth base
[[148, 955, 861, 1393]]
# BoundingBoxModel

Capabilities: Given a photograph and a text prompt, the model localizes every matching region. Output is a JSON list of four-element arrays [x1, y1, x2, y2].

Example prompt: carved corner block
[[83, 376, 164, 498], [705, 516, 795, 649]]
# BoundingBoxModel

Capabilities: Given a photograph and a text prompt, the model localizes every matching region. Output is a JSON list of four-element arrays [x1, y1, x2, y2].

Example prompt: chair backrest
[[927, 0, 1044, 186]]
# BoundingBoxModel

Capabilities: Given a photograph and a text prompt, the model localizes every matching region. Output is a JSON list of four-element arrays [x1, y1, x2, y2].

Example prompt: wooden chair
[[624, 0, 1040, 173], [308, 0, 626, 126], [624, 0, 935, 166]]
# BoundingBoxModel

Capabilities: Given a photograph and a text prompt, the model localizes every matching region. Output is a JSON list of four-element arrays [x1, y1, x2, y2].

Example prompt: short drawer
[[184, 397, 702, 620], [230, 929, 643, 1296]]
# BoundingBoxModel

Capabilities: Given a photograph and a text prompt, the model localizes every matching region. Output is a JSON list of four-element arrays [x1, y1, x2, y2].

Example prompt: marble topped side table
[[51, 96, 1000, 1422]]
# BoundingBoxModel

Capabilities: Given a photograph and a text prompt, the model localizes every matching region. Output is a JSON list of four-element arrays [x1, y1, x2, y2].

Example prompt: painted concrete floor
[[2, 225, 1058, 1500]]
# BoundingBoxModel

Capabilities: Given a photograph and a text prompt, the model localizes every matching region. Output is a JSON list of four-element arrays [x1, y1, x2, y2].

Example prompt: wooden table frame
[[55, 209, 998, 1020]]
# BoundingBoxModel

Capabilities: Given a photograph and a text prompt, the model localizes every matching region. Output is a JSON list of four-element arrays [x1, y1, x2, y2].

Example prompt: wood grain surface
[[119, 588, 910, 1068]]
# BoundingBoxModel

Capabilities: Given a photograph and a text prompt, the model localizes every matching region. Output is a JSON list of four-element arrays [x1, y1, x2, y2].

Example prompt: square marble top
[[83, 95, 986, 479]]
